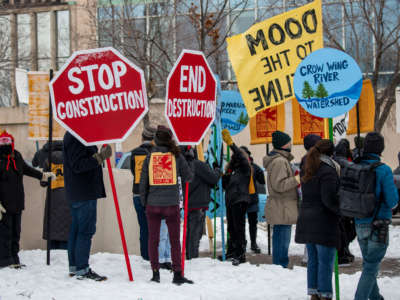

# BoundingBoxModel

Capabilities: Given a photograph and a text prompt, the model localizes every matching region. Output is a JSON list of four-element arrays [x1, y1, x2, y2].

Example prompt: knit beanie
[[303, 134, 322, 151], [272, 131, 291, 149], [142, 126, 156, 140], [154, 125, 173, 146], [363, 132, 384, 155]]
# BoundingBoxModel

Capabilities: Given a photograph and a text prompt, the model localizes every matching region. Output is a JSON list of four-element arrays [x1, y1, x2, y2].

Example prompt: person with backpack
[[350, 132, 398, 300], [221, 130, 252, 266], [140, 125, 194, 285], [295, 139, 341, 300], [240, 146, 265, 254], [130, 126, 156, 261], [263, 131, 299, 268], [333, 139, 357, 266]]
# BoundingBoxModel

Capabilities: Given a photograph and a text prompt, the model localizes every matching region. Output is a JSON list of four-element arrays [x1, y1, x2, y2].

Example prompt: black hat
[[240, 146, 251, 156], [363, 132, 384, 155], [154, 125, 173, 146], [303, 134, 322, 151], [272, 131, 291, 149], [142, 126, 156, 140]]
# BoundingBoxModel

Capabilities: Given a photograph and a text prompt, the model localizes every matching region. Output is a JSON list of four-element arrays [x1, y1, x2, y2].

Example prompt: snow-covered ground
[[1, 225, 400, 300]]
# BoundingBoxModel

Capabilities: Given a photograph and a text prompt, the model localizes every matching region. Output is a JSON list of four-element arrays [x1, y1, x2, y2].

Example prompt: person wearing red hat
[[0, 131, 54, 269]]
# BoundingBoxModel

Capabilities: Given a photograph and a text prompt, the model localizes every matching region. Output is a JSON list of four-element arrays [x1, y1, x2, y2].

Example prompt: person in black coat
[[63, 131, 110, 281], [334, 139, 357, 266], [295, 139, 340, 300], [183, 148, 220, 260], [221, 129, 252, 266], [0, 131, 53, 269], [33, 141, 71, 250], [240, 146, 265, 254]]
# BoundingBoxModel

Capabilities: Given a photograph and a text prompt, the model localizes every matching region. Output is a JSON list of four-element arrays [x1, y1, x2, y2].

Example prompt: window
[[0, 16, 11, 106], [37, 12, 51, 71], [17, 14, 31, 70], [57, 10, 70, 68]]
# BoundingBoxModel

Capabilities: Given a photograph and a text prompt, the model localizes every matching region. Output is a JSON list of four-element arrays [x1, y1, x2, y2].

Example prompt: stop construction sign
[[165, 50, 217, 145], [49, 47, 148, 145]]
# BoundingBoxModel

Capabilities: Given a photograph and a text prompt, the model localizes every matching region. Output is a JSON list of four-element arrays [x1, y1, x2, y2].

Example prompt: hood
[[43, 141, 64, 152], [263, 149, 294, 169]]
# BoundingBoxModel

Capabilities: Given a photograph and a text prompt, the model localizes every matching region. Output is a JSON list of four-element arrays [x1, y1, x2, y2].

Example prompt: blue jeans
[[133, 196, 149, 260], [272, 225, 292, 268], [306, 243, 336, 298], [354, 223, 388, 300], [159, 219, 171, 263], [68, 200, 97, 275]]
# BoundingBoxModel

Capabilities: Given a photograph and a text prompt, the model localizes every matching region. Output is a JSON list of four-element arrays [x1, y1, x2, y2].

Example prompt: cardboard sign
[[292, 98, 326, 145], [15, 68, 29, 105], [332, 112, 349, 143], [293, 47, 363, 118], [50, 163, 64, 190], [227, 0, 323, 118], [347, 79, 375, 134], [249, 104, 285, 145], [149, 152, 177, 186], [221, 90, 248, 135]]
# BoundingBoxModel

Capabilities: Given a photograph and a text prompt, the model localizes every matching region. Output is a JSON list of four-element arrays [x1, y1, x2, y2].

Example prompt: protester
[[263, 130, 299, 268], [0, 131, 53, 269], [394, 152, 400, 175], [334, 139, 356, 266], [63, 131, 111, 281], [352, 135, 365, 161], [299, 134, 321, 265], [353, 132, 398, 300], [130, 126, 156, 261], [33, 141, 71, 250], [158, 219, 172, 270], [140, 125, 194, 285], [221, 129, 252, 266], [184, 147, 220, 260], [240, 146, 265, 254], [295, 139, 341, 300]]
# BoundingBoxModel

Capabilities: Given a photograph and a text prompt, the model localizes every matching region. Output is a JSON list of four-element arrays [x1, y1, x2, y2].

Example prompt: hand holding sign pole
[[50, 47, 149, 282], [165, 50, 217, 275]]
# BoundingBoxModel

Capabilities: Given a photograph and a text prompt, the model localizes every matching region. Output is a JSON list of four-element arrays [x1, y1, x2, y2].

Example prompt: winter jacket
[[263, 149, 299, 225], [355, 153, 399, 224], [247, 163, 265, 213], [130, 142, 153, 195], [186, 160, 220, 210], [63, 132, 106, 202], [41, 145, 71, 242], [32, 141, 64, 169], [222, 144, 252, 207], [140, 145, 193, 207], [295, 157, 341, 248], [0, 150, 43, 213]]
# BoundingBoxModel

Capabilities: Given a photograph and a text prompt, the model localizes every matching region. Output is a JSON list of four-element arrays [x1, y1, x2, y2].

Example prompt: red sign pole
[[181, 180, 190, 276], [106, 155, 133, 282]]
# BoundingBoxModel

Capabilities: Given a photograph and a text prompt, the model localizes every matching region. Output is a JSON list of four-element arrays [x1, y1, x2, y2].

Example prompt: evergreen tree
[[315, 83, 329, 98], [302, 81, 314, 99]]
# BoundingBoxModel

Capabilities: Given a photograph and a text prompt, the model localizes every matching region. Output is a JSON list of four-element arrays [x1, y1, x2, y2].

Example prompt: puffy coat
[[263, 149, 298, 225], [222, 144, 252, 207], [140, 145, 193, 207], [63, 132, 106, 202], [295, 157, 341, 248], [0, 150, 43, 213], [130, 142, 153, 194]]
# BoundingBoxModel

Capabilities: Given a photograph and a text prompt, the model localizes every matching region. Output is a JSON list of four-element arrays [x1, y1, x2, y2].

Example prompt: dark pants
[[133, 196, 149, 260], [68, 200, 97, 275], [186, 209, 205, 259], [247, 211, 258, 245], [0, 213, 22, 267], [338, 216, 356, 259], [146, 205, 181, 272], [228, 202, 248, 258]]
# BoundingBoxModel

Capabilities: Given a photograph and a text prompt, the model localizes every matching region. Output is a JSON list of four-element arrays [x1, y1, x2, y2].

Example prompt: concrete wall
[[20, 168, 140, 255]]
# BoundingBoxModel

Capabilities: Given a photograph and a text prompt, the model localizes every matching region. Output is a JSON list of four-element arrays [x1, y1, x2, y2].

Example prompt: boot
[[251, 242, 261, 254], [172, 271, 194, 285], [159, 262, 172, 271], [76, 269, 107, 281], [232, 253, 246, 266], [151, 270, 160, 283], [310, 295, 320, 300]]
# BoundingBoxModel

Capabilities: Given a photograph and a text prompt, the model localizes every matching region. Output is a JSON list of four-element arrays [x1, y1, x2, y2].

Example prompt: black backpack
[[339, 162, 383, 218]]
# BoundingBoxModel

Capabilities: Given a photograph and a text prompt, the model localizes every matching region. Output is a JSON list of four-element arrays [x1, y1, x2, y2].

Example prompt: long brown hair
[[302, 139, 334, 183]]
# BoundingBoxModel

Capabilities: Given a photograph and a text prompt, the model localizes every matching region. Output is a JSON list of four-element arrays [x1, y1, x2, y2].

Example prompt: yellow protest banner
[[249, 104, 285, 145], [227, 0, 323, 118], [28, 72, 64, 140], [347, 79, 375, 134], [292, 98, 326, 145]]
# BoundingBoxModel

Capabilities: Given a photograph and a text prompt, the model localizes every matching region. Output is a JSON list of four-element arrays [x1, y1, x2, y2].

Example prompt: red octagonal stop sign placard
[[49, 47, 148, 145], [165, 50, 217, 145]]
